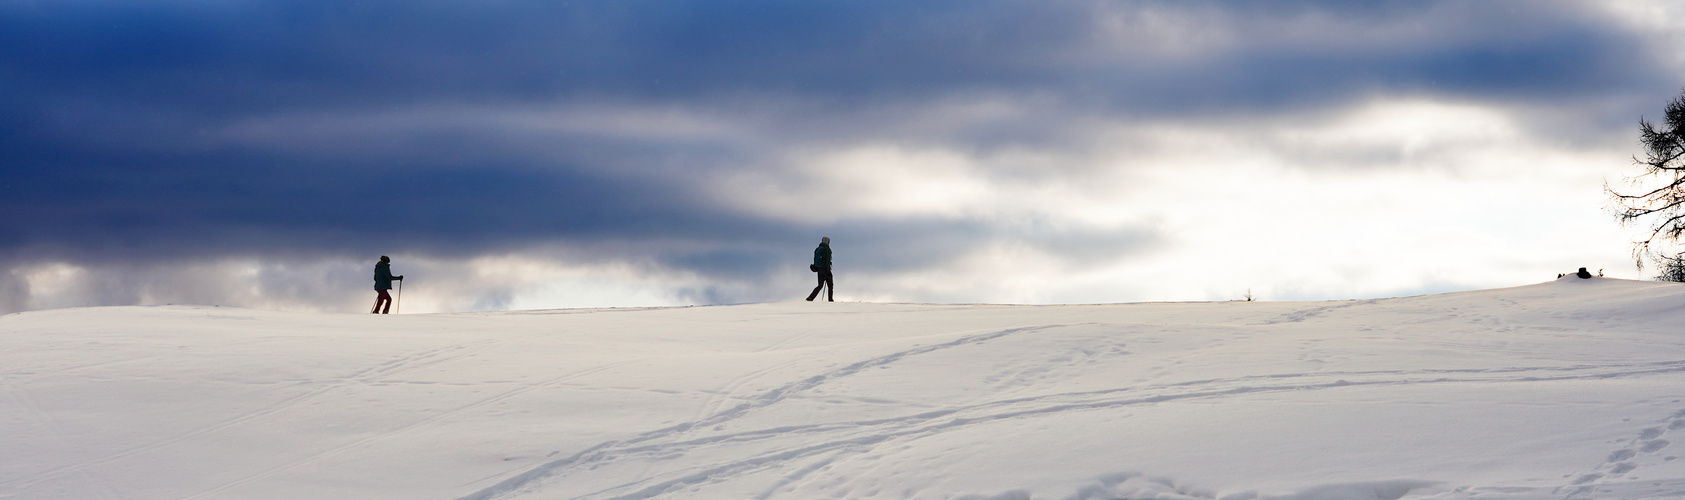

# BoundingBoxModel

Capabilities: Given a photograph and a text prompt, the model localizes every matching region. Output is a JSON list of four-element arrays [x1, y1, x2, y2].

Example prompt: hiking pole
[[395, 279, 402, 314]]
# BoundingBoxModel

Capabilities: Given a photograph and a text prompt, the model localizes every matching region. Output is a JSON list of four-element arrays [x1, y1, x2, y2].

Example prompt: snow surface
[[5, 277, 1685, 500]]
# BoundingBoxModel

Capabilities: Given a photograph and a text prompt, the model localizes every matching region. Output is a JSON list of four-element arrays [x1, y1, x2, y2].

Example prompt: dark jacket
[[374, 262, 395, 290], [812, 243, 832, 270]]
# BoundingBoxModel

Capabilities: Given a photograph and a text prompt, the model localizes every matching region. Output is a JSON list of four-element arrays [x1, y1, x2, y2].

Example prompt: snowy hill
[[5, 278, 1685, 500]]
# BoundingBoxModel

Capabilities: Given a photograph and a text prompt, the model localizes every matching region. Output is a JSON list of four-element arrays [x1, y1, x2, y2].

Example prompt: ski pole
[[395, 279, 402, 314]]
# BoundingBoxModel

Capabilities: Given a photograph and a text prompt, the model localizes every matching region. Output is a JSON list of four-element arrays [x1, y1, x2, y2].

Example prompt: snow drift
[[5, 277, 1685, 499]]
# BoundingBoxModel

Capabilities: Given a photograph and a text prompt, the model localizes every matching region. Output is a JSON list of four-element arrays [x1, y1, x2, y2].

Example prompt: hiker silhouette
[[806, 237, 833, 302], [372, 256, 404, 314]]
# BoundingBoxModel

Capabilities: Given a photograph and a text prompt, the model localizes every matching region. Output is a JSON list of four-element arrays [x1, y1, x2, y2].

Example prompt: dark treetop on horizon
[[1612, 88, 1685, 270]]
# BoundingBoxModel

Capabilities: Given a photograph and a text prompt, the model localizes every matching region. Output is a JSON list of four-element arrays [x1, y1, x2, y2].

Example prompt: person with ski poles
[[372, 256, 404, 314], [805, 237, 833, 302]]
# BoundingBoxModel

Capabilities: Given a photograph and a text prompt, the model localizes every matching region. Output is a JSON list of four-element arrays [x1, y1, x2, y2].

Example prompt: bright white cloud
[[695, 96, 1646, 305], [409, 253, 698, 312], [715, 146, 999, 223], [1079, 100, 1639, 301]]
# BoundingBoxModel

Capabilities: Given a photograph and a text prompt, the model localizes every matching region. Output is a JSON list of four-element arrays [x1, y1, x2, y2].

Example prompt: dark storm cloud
[[3, 1, 1664, 120], [0, 0, 1674, 304]]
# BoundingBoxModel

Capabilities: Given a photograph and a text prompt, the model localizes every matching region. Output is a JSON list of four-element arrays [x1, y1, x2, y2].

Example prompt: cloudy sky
[[3, 0, 1684, 314]]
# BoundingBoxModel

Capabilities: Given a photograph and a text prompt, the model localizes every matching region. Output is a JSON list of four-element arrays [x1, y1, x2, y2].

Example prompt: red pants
[[373, 288, 393, 314]]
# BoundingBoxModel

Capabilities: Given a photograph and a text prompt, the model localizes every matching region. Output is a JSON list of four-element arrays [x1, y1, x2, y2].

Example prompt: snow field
[[4, 277, 1685, 499]]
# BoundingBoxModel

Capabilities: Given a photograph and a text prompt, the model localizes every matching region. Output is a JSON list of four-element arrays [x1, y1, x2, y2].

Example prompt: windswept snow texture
[[6, 278, 1685, 499]]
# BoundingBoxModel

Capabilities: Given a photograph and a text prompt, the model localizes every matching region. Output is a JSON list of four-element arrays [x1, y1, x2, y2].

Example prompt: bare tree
[[1610, 89, 1685, 270], [1656, 254, 1685, 282]]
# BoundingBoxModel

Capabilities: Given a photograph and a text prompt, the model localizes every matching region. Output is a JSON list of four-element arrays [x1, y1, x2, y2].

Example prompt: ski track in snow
[[457, 324, 1062, 500], [618, 362, 1685, 500], [573, 360, 1685, 500], [677, 354, 814, 442], [458, 321, 1685, 500], [679, 323, 843, 432]]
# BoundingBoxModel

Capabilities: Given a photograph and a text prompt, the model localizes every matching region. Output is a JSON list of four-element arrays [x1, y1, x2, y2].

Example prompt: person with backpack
[[373, 256, 404, 314], [806, 237, 833, 302]]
